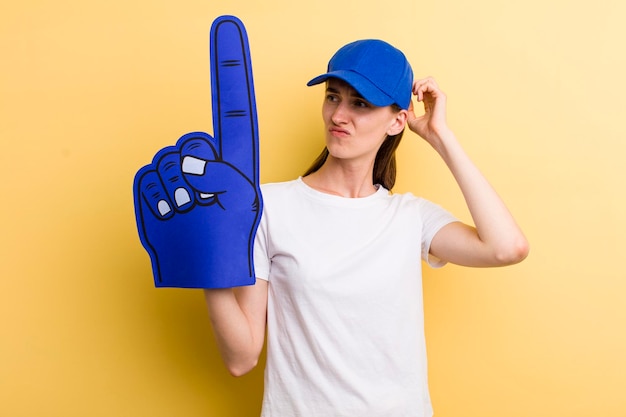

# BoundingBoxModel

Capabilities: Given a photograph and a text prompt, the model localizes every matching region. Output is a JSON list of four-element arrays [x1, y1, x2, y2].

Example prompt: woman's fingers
[[412, 77, 442, 101], [408, 77, 449, 141]]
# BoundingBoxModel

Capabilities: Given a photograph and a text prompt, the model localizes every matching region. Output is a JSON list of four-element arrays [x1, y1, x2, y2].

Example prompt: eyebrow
[[326, 85, 366, 100]]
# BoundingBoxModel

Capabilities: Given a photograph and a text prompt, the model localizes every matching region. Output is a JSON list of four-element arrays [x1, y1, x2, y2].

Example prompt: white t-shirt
[[254, 178, 457, 417]]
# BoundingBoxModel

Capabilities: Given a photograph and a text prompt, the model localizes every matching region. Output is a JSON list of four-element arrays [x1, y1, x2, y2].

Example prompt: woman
[[204, 39, 529, 417]]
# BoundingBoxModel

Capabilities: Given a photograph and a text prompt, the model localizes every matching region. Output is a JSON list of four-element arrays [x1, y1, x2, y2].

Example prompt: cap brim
[[306, 70, 395, 108]]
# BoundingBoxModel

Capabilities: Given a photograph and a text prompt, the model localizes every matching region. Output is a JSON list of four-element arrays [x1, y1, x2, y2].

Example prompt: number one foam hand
[[133, 16, 262, 288]]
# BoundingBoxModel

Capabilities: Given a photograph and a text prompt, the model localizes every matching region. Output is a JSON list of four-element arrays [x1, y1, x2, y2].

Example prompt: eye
[[326, 94, 339, 102], [353, 99, 370, 109]]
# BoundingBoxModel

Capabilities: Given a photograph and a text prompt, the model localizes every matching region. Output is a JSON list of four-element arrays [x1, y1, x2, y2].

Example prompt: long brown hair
[[303, 105, 405, 190]]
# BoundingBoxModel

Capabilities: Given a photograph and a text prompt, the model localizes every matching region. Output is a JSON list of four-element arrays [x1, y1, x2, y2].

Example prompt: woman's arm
[[407, 77, 529, 267], [203, 279, 268, 376]]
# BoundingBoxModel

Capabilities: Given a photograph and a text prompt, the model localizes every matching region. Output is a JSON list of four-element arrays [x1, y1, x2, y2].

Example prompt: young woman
[[204, 39, 529, 417]]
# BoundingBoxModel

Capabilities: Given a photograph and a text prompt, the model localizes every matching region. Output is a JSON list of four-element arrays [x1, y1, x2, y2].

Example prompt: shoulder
[[388, 190, 457, 223], [387, 190, 430, 209], [260, 179, 300, 200], [258, 179, 305, 215], [261, 179, 298, 192]]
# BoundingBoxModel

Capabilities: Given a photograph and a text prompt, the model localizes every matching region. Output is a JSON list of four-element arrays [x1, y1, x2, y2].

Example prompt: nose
[[331, 101, 349, 125]]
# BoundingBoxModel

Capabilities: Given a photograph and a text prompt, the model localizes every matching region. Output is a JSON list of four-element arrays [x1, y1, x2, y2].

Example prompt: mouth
[[329, 127, 350, 138]]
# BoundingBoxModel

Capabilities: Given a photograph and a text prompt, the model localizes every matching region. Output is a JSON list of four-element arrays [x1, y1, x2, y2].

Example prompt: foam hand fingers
[[155, 147, 195, 211], [135, 167, 174, 219], [211, 16, 259, 187], [179, 133, 256, 208]]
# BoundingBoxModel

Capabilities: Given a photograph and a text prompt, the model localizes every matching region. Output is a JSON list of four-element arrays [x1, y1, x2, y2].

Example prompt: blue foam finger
[[177, 132, 219, 163], [211, 16, 260, 186], [132, 16, 262, 288], [155, 150, 195, 213], [135, 168, 174, 220]]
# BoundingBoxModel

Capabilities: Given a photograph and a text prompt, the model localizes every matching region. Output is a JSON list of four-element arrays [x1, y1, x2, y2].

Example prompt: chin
[[325, 142, 351, 159]]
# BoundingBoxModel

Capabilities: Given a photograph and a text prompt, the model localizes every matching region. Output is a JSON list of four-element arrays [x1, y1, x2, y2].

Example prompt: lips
[[329, 127, 350, 137]]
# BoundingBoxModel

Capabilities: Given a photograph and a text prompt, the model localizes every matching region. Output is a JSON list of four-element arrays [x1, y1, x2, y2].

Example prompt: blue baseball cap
[[307, 39, 414, 110]]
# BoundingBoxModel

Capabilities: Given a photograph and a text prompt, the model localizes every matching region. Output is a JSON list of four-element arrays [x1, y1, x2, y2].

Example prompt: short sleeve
[[418, 198, 458, 268], [253, 208, 270, 281]]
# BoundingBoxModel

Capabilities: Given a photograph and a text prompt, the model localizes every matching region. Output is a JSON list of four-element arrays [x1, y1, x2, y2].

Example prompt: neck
[[302, 155, 378, 198]]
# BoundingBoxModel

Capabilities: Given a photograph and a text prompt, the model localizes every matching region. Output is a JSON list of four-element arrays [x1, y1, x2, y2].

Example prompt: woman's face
[[322, 79, 405, 164]]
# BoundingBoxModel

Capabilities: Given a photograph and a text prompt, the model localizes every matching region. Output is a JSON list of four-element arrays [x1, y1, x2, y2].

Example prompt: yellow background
[[2, 0, 625, 416]]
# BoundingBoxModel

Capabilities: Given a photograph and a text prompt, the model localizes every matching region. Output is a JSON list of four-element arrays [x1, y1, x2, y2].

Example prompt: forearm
[[203, 283, 267, 376], [434, 128, 529, 264]]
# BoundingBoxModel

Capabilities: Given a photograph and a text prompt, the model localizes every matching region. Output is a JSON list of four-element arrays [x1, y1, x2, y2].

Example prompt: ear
[[387, 110, 408, 136]]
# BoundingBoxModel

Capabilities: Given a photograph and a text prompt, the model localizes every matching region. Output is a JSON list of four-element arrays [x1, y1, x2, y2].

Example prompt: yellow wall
[[2, 0, 625, 416]]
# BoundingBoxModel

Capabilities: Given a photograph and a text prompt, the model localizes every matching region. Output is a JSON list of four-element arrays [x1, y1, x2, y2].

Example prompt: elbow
[[494, 236, 530, 266], [225, 357, 259, 377]]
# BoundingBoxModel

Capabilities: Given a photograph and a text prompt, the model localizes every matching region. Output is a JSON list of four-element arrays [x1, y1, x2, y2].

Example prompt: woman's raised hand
[[407, 77, 451, 150]]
